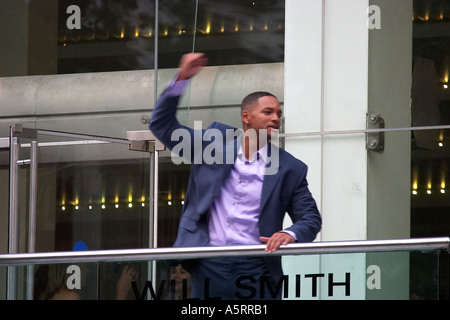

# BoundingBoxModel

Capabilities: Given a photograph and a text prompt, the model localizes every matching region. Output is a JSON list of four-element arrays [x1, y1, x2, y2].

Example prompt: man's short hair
[[241, 91, 278, 112]]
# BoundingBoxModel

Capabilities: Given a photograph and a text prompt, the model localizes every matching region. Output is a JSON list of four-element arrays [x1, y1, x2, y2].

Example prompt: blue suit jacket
[[149, 88, 322, 280]]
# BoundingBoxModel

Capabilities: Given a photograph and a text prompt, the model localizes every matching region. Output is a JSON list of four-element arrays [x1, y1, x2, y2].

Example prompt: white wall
[[285, 0, 369, 242]]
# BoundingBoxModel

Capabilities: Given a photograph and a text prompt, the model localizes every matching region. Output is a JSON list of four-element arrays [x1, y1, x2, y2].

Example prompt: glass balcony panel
[[10, 129, 153, 254], [0, 238, 447, 300]]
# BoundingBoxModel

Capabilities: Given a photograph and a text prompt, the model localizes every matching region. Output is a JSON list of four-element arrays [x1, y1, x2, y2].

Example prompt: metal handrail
[[280, 124, 450, 138], [0, 237, 448, 266], [36, 128, 131, 145]]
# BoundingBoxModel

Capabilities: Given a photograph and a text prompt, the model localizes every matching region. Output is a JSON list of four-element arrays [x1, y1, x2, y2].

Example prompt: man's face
[[242, 95, 281, 138]]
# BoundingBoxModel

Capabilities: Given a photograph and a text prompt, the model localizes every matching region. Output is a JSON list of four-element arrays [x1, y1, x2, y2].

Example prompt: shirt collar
[[237, 142, 268, 164]]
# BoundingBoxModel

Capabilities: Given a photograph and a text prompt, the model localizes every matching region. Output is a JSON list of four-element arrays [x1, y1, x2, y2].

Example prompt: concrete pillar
[[283, 0, 412, 299]]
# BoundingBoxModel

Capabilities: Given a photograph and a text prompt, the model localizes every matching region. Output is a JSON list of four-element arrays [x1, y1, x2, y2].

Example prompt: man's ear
[[241, 109, 249, 124]]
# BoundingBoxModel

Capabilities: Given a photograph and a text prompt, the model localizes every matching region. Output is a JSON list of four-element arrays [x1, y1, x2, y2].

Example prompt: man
[[149, 53, 321, 300]]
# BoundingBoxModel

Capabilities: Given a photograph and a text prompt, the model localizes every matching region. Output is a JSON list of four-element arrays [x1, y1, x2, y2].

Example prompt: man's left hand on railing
[[260, 232, 295, 253]]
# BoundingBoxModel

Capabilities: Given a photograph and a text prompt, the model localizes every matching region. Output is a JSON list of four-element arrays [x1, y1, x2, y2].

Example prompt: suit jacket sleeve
[[284, 165, 322, 243], [149, 85, 192, 151]]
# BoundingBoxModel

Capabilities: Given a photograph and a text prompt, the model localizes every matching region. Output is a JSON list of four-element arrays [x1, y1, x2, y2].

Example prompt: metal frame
[[6, 125, 161, 299]]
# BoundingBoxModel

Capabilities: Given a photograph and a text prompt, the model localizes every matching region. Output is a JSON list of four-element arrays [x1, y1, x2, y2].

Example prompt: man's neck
[[242, 136, 267, 161]]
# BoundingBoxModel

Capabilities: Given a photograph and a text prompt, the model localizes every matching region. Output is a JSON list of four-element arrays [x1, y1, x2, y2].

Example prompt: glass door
[[6, 125, 157, 299]]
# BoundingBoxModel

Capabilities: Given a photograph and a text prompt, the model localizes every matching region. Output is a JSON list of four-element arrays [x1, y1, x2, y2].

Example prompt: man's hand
[[260, 232, 295, 253], [176, 52, 208, 81], [116, 265, 138, 300]]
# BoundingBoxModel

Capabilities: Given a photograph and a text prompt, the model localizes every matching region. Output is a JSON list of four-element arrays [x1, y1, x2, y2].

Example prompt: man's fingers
[[177, 53, 208, 81], [260, 233, 294, 253]]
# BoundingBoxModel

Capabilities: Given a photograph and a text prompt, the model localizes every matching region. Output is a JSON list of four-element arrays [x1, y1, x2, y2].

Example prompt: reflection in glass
[[57, 0, 285, 73], [411, 5, 450, 300], [53, 160, 150, 251], [58, 0, 157, 73]]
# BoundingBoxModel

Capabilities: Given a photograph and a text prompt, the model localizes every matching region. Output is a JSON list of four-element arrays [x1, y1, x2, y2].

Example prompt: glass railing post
[[26, 140, 38, 300], [7, 126, 19, 300]]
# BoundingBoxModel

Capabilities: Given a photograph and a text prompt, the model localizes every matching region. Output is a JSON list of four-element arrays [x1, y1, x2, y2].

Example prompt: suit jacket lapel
[[260, 143, 282, 214], [260, 167, 281, 214], [216, 128, 239, 191]]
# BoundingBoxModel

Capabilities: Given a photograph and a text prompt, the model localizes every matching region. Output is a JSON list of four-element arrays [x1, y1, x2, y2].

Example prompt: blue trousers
[[187, 257, 281, 300]]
